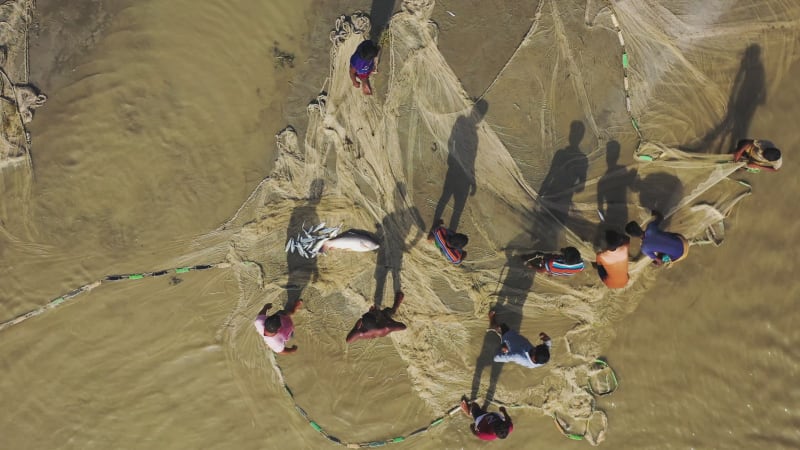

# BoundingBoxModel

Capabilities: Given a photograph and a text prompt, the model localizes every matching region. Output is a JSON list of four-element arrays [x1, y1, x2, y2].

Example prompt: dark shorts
[[470, 403, 487, 418]]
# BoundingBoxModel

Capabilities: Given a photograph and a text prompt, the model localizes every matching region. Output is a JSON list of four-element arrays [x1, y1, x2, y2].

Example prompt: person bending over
[[349, 40, 380, 95], [460, 398, 513, 441], [626, 210, 688, 267], [733, 139, 782, 172], [429, 220, 468, 264], [346, 291, 407, 343], [488, 310, 551, 368], [595, 230, 630, 288], [254, 300, 302, 354], [522, 246, 585, 276]]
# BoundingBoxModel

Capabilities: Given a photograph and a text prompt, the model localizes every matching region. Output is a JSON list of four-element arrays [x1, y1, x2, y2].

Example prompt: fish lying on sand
[[285, 224, 379, 258]]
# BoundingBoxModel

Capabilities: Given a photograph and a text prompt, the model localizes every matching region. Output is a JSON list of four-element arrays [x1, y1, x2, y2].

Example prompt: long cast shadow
[[470, 239, 535, 406], [633, 172, 683, 215], [536, 120, 589, 247], [597, 140, 637, 230], [285, 179, 324, 310], [373, 182, 426, 308], [369, 0, 396, 41], [432, 99, 488, 233], [682, 44, 766, 154]]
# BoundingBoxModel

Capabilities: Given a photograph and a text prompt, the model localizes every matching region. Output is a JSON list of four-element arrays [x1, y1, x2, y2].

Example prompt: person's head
[[471, 98, 489, 121], [531, 343, 550, 364], [569, 120, 585, 147], [763, 147, 781, 162], [605, 230, 628, 250], [264, 314, 282, 335], [561, 247, 582, 265], [448, 233, 469, 249], [358, 40, 380, 59], [493, 419, 511, 439], [625, 221, 643, 238]]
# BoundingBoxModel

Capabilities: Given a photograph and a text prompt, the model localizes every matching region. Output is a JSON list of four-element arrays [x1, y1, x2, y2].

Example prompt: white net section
[[199, 0, 800, 443]]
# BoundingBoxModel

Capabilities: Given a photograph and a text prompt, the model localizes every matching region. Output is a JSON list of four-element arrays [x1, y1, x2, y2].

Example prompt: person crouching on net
[[733, 139, 782, 172], [521, 246, 585, 276], [254, 301, 302, 354], [349, 39, 380, 95], [429, 220, 468, 264], [595, 230, 630, 289], [625, 210, 688, 267], [460, 398, 513, 441], [346, 291, 407, 343], [488, 310, 551, 368]]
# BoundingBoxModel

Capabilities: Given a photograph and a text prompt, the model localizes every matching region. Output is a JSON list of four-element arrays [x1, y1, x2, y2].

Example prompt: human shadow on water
[[682, 44, 766, 154], [285, 179, 324, 310], [633, 172, 684, 216], [373, 182, 426, 308], [597, 140, 637, 230], [470, 237, 535, 407], [536, 120, 589, 247], [369, 0, 396, 41], [431, 99, 488, 233]]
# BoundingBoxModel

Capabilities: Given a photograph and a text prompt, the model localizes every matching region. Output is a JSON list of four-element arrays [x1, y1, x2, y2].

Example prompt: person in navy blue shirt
[[626, 210, 689, 267], [349, 40, 380, 95]]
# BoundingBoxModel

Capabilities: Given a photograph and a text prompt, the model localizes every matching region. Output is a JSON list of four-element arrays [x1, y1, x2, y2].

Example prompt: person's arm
[[349, 66, 360, 87], [746, 162, 778, 172], [257, 303, 273, 316], [596, 263, 608, 280], [499, 406, 512, 424], [539, 332, 551, 345], [650, 210, 664, 225], [280, 345, 298, 354]]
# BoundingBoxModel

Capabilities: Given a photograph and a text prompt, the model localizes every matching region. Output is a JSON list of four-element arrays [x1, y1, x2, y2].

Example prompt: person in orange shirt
[[595, 230, 630, 289]]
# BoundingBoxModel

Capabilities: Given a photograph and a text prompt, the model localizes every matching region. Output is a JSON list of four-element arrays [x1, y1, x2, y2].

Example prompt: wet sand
[[1, 1, 799, 449]]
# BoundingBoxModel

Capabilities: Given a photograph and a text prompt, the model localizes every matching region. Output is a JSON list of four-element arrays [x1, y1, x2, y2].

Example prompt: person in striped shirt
[[522, 246, 585, 276]]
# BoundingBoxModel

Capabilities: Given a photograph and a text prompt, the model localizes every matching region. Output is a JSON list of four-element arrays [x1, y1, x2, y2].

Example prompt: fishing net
[[196, 0, 800, 443], [4, 0, 799, 446]]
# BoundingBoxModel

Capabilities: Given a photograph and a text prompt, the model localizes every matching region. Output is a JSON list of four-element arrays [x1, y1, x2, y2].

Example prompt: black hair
[[605, 230, 627, 250], [625, 221, 643, 237], [763, 147, 781, 162], [357, 40, 380, 60], [561, 247, 582, 265], [264, 314, 282, 333], [532, 344, 550, 364], [448, 233, 469, 249], [493, 419, 511, 439]]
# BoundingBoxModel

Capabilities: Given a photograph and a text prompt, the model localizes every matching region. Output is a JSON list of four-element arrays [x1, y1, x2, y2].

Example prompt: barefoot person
[[733, 139, 782, 172], [488, 311, 551, 368], [460, 398, 513, 441], [254, 301, 302, 354], [346, 291, 407, 343], [595, 230, 630, 288], [626, 211, 688, 267], [349, 40, 380, 95], [521, 246, 585, 276]]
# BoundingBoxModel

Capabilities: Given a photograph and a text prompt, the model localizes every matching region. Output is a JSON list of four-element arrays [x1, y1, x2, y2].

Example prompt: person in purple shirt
[[349, 40, 380, 95], [625, 210, 689, 267], [487, 310, 551, 368]]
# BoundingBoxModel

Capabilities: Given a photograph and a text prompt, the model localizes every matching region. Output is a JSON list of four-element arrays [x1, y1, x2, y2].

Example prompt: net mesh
[[197, 0, 800, 441], [5, 0, 799, 444]]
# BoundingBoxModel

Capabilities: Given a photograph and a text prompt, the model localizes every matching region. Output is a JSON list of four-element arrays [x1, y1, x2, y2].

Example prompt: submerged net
[[200, 0, 800, 444], [3, 0, 799, 446]]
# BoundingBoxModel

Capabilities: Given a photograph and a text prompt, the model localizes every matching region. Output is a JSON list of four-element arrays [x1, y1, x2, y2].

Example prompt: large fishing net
[[4, 0, 799, 446]]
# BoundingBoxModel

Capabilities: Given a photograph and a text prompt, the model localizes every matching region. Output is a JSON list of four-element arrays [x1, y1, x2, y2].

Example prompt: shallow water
[[2, 1, 799, 449]]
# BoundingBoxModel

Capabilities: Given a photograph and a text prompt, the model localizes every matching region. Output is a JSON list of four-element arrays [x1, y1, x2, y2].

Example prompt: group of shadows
[[282, 18, 765, 418]]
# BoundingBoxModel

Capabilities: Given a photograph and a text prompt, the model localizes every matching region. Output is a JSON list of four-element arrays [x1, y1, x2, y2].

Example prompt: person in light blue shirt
[[488, 310, 551, 368]]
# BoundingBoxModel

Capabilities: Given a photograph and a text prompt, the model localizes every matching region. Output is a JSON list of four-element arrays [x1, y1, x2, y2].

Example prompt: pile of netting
[[198, 0, 800, 445]]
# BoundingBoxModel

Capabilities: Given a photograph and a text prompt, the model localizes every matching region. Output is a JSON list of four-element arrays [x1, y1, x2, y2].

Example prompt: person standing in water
[[488, 310, 551, 368], [626, 211, 688, 266], [254, 301, 302, 354], [460, 398, 513, 441], [349, 40, 380, 95], [733, 139, 782, 172], [595, 230, 630, 288]]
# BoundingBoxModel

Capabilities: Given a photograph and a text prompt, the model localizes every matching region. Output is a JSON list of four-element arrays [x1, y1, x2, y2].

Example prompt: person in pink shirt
[[254, 301, 302, 354], [460, 398, 513, 440]]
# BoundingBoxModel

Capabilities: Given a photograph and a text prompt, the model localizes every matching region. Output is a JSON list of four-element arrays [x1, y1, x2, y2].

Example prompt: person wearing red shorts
[[349, 40, 380, 95]]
